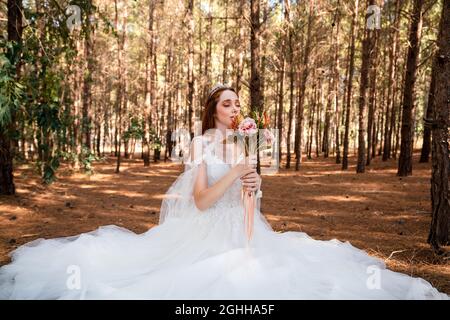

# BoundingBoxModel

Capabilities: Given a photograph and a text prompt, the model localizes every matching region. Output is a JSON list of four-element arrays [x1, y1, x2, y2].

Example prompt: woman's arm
[[193, 162, 255, 211], [190, 138, 255, 211]]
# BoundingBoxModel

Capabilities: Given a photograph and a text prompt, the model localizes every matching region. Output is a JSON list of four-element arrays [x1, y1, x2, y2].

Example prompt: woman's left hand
[[240, 171, 261, 192]]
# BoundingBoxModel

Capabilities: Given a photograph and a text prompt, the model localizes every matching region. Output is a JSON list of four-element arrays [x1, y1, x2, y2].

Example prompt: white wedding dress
[[0, 134, 448, 300]]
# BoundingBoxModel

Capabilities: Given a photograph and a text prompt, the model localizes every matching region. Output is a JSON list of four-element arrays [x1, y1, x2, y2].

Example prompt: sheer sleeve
[[184, 135, 207, 171], [158, 136, 207, 225]]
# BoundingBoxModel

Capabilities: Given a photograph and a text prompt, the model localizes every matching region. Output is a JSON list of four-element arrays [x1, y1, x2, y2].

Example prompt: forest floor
[[1, 148, 449, 295]]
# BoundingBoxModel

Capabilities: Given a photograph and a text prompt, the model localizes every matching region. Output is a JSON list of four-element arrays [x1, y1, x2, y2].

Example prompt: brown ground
[[0, 149, 449, 295]]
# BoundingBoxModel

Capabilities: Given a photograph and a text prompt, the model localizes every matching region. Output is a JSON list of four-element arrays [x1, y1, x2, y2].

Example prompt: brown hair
[[201, 86, 237, 134]]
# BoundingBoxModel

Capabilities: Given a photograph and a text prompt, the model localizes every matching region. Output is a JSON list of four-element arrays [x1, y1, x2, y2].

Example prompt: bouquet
[[230, 110, 274, 242]]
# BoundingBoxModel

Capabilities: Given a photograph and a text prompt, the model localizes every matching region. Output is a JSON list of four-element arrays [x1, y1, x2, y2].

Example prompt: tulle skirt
[[0, 205, 448, 300]]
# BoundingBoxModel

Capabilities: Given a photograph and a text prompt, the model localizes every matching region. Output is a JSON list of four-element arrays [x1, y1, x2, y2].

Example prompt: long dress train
[[0, 134, 448, 300]]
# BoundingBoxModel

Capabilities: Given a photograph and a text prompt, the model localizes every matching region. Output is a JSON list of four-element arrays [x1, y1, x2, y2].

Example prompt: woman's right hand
[[231, 155, 257, 180]]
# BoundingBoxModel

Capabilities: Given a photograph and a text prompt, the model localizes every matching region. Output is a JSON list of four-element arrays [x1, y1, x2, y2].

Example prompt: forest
[[0, 0, 449, 294]]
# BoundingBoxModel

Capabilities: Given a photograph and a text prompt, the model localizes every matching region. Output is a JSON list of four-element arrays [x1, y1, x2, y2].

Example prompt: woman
[[0, 84, 448, 300]]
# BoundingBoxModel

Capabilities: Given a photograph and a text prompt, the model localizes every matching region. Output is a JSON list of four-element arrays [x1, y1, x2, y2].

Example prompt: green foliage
[[152, 135, 162, 151], [9, 3, 78, 184], [58, 150, 78, 163], [42, 155, 60, 185], [149, 127, 162, 151], [34, 153, 61, 185], [0, 41, 24, 128], [123, 116, 144, 142], [79, 145, 100, 175]]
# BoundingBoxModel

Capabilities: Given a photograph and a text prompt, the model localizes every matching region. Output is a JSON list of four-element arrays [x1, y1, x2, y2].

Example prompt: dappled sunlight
[[151, 194, 171, 201], [79, 184, 97, 189], [96, 190, 149, 198], [306, 194, 369, 202]]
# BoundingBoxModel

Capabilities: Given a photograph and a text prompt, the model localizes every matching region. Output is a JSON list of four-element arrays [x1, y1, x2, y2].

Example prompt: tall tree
[[366, 27, 379, 166], [276, 35, 285, 166], [419, 56, 436, 163], [143, 0, 156, 167], [285, 0, 294, 169], [0, 0, 23, 195], [383, 0, 401, 161], [82, 1, 94, 151], [186, 0, 195, 139], [356, 0, 377, 173], [427, 0, 449, 252], [250, 0, 262, 173], [294, 0, 313, 171], [333, 5, 342, 164], [342, 0, 359, 170], [397, 0, 424, 176], [222, 0, 229, 84], [115, 0, 128, 173]]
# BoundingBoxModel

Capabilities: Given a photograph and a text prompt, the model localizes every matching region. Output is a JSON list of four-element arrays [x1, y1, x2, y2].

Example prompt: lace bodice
[[202, 136, 243, 210], [206, 162, 243, 209]]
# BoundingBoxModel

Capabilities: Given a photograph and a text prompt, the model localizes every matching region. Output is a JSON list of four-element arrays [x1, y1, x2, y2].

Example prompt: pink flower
[[238, 117, 257, 136]]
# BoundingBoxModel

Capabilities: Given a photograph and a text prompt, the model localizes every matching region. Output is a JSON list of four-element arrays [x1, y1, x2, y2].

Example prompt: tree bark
[[342, 0, 359, 170], [419, 57, 436, 163], [366, 29, 379, 166], [82, 2, 94, 152], [0, 0, 23, 195], [427, 0, 450, 252], [143, 0, 156, 167], [383, 0, 401, 161], [250, 0, 262, 174], [187, 0, 195, 139], [397, 0, 424, 176], [356, 0, 377, 173], [115, 0, 127, 173], [333, 10, 341, 164], [294, 0, 313, 170]]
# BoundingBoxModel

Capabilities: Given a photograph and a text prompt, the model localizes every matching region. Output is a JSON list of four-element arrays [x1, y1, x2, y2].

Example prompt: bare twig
[[386, 249, 409, 261]]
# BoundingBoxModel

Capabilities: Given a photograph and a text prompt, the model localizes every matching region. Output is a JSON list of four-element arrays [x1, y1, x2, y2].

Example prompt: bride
[[0, 84, 448, 300]]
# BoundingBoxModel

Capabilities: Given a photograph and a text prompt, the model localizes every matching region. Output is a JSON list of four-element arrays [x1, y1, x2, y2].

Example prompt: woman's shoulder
[[190, 134, 207, 147], [191, 133, 216, 146], [189, 134, 213, 154]]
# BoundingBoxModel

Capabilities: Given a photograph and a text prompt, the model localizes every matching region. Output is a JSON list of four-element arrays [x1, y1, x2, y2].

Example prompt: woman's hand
[[233, 154, 260, 192], [231, 163, 256, 181], [240, 170, 261, 192], [230, 155, 257, 180]]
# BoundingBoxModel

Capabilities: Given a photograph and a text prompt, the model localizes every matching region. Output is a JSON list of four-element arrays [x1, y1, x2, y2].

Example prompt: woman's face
[[214, 90, 241, 129]]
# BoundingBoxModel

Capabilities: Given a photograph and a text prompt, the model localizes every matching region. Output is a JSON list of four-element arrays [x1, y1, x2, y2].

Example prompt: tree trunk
[[397, 0, 424, 176], [222, 0, 229, 84], [285, 0, 293, 169], [82, 4, 94, 152], [143, 0, 156, 167], [383, 0, 402, 161], [323, 75, 332, 158], [294, 0, 313, 171], [115, 0, 127, 173], [342, 0, 359, 170], [187, 0, 195, 139], [427, 0, 449, 252], [250, 0, 262, 174], [419, 57, 436, 163], [366, 29, 379, 166], [334, 11, 341, 164], [277, 56, 285, 167], [1, 0, 23, 195], [356, 0, 377, 173]]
